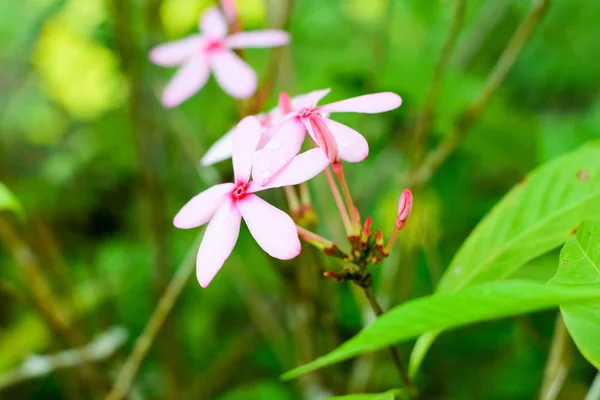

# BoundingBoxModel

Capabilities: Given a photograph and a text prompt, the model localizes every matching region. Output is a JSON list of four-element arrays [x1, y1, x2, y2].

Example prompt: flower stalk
[[332, 161, 361, 234], [324, 167, 354, 235]]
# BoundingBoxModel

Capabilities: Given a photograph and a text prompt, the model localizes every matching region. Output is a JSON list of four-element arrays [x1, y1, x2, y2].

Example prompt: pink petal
[[201, 126, 235, 166], [195, 199, 241, 287], [238, 194, 301, 259], [324, 119, 369, 162], [173, 183, 235, 229], [210, 50, 257, 98], [251, 119, 306, 185], [307, 115, 339, 163], [232, 116, 262, 183], [162, 56, 210, 108], [319, 92, 402, 114], [200, 6, 228, 38], [292, 89, 331, 110], [225, 30, 290, 49], [251, 148, 329, 192], [149, 35, 202, 66]]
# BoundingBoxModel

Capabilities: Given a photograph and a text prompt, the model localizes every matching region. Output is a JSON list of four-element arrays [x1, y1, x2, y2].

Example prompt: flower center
[[298, 107, 317, 119], [231, 182, 249, 201], [204, 38, 226, 54]]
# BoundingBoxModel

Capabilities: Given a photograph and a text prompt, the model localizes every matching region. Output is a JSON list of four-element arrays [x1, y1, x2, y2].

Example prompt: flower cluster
[[152, 6, 411, 287]]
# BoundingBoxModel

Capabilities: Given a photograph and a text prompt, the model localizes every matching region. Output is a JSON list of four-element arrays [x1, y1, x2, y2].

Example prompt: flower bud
[[396, 189, 413, 229], [375, 229, 384, 247], [309, 115, 340, 163], [362, 216, 372, 239], [221, 0, 237, 22]]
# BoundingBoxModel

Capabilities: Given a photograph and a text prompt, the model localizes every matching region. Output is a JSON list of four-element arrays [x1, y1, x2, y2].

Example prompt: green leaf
[[550, 220, 600, 368], [281, 281, 600, 380], [410, 142, 600, 375], [329, 389, 400, 400], [0, 183, 24, 219]]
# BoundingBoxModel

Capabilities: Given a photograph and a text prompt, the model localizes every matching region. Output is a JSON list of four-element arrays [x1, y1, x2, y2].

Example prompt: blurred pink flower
[[200, 91, 324, 166], [174, 116, 329, 288], [150, 6, 290, 107], [252, 90, 402, 185]]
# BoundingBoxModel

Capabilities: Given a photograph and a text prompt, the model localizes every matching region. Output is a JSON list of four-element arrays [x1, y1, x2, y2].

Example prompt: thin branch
[[105, 234, 202, 400], [0, 217, 111, 396], [410, 0, 551, 187], [0, 327, 127, 391], [110, 0, 181, 390], [539, 314, 572, 400], [411, 0, 467, 164], [459, 0, 514, 69]]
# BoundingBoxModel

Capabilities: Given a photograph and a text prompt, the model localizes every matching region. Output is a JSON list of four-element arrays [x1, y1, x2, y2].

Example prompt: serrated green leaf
[[281, 281, 600, 380], [410, 142, 600, 376], [329, 389, 400, 400], [0, 183, 24, 220], [550, 220, 600, 368]]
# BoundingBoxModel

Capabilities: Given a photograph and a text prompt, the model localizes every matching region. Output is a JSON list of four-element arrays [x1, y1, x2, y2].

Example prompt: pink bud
[[309, 115, 340, 163], [220, 0, 237, 22], [279, 92, 292, 114], [396, 189, 413, 228]]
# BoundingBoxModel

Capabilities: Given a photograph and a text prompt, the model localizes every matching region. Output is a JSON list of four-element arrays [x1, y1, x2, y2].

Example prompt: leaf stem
[[585, 372, 600, 400], [360, 285, 416, 394], [539, 314, 572, 400]]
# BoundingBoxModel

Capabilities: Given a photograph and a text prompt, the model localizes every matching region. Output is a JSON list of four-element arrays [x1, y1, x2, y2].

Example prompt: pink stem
[[332, 162, 360, 234], [324, 167, 353, 235]]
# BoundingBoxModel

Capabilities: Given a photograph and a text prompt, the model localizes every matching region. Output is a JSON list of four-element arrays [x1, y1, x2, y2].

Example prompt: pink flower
[[150, 6, 290, 108], [174, 116, 329, 288], [201, 112, 273, 166], [200, 90, 325, 166], [252, 89, 402, 185], [396, 189, 413, 229]]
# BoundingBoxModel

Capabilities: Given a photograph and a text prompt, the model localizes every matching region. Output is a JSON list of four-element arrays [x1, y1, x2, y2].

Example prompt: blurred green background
[[1, 0, 600, 399]]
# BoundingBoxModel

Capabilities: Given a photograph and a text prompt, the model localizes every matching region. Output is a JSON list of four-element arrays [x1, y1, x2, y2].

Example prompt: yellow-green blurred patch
[[0, 314, 50, 370], [161, 0, 266, 38], [160, 0, 212, 38], [237, 0, 266, 28], [33, 19, 128, 120], [340, 0, 388, 24], [52, 0, 107, 35]]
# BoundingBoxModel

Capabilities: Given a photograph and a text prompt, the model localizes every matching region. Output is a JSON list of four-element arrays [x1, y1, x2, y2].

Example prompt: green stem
[[411, 0, 467, 165], [106, 234, 202, 400], [410, 0, 551, 187]]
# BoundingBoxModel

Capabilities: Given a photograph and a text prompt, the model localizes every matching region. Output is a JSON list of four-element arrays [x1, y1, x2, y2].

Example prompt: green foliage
[[410, 141, 600, 375], [3, 0, 600, 398], [330, 389, 401, 400], [550, 220, 600, 368], [282, 281, 600, 380], [0, 183, 24, 219]]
